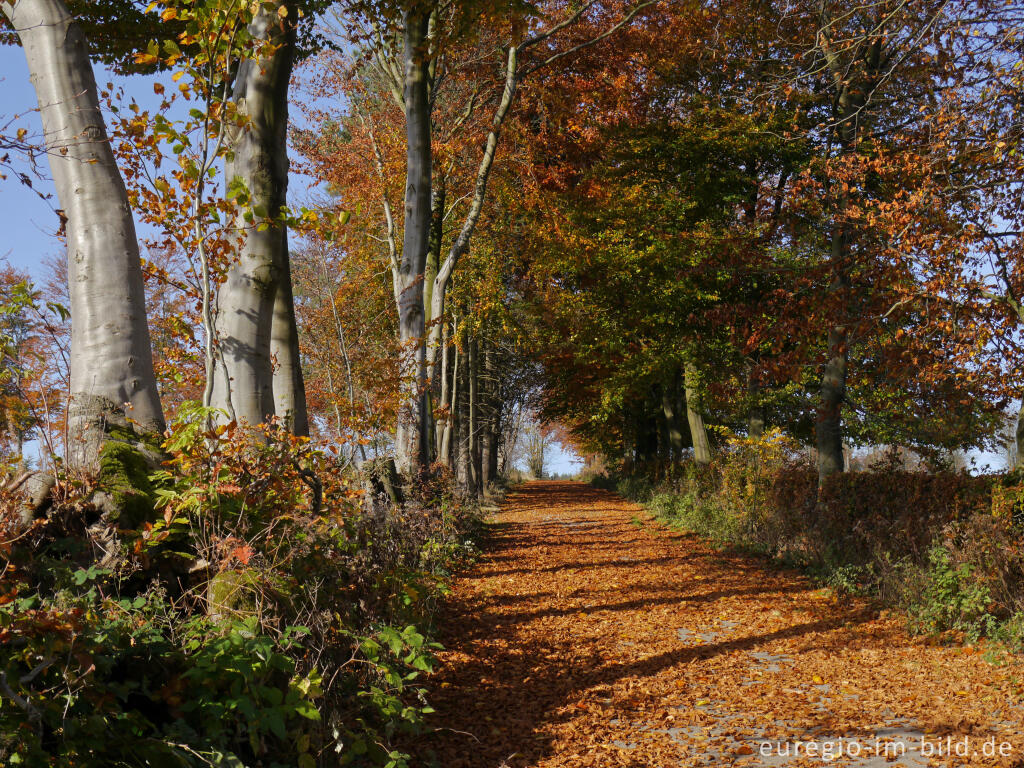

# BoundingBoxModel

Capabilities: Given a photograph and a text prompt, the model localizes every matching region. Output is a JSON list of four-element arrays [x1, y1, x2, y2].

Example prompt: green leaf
[[294, 700, 321, 721]]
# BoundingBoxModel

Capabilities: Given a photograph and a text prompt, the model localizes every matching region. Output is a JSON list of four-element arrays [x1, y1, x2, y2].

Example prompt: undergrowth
[[0, 403, 485, 767]]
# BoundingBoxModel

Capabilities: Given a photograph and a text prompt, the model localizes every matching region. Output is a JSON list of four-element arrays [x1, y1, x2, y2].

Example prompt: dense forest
[[3, 0, 1024, 765]]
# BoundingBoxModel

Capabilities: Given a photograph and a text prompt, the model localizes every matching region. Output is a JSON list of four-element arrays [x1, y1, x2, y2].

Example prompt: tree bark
[[468, 338, 482, 496], [424, 46, 519, 386], [271, 263, 308, 435], [485, 343, 500, 486], [661, 381, 684, 462], [440, 320, 457, 465], [454, 336, 476, 494], [684, 362, 712, 464], [816, 242, 849, 483], [394, 6, 432, 476], [813, 0, 879, 482], [1014, 409, 1024, 470], [212, 2, 304, 431], [479, 341, 499, 489], [4, 0, 164, 468], [747, 366, 765, 438], [435, 317, 449, 460]]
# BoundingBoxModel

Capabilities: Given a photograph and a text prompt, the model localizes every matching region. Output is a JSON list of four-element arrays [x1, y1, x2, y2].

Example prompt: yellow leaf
[[161, 7, 177, 21], [134, 52, 159, 66], [812, 675, 824, 684], [277, 4, 288, 17]]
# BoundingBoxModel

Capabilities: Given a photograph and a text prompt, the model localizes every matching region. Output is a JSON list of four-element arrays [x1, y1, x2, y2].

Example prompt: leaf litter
[[407, 481, 1024, 767]]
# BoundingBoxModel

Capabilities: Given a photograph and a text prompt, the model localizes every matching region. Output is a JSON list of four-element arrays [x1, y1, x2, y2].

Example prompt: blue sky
[[1, 47, 61, 280]]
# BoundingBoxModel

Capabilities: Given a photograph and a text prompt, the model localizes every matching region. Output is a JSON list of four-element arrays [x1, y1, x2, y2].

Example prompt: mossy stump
[[207, 569, 262, 622]]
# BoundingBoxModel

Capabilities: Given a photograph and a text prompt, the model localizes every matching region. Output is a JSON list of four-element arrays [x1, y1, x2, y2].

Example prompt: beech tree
[[2, 0, 165, 468], [210, 0, 309, 435], [313, 0, 656, 477]]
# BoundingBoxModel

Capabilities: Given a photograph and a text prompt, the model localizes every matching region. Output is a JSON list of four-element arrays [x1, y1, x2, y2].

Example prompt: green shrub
[[995, 612, 1024, 652], [0, 583, 322, 767], [907, 545, 997, 641], [615, 475, 655, 502]]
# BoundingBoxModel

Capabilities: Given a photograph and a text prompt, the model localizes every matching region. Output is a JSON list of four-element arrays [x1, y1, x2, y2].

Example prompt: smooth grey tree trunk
[[454, 339, 475, 493], [271, 263, 308, 435], [684, 362, 712, 464], [440, 321, 458, 466], [468, 338, 482, 495], [212, 2, 306, 432], [814, 1, 880, 482], [479, 342, 498, 489], [394, 6, 432, 476], [435, 318, 451, 461], [816, 244, 848, 483], [423, 47, 519, 388], [4, 0, 164, 467]]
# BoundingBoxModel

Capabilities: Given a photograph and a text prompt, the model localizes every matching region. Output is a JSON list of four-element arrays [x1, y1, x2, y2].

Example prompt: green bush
[[907, 545, 997, 642]]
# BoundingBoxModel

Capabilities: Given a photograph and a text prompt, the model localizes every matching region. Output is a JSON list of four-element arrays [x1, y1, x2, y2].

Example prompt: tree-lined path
[[414, 482, 1024, 767]]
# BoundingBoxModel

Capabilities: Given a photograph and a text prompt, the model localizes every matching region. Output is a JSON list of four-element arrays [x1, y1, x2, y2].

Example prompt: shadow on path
[[406, 481, 1024, 768]]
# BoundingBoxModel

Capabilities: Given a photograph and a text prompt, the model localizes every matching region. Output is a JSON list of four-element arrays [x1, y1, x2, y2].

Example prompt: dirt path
[[413, 481, 1024, 768]]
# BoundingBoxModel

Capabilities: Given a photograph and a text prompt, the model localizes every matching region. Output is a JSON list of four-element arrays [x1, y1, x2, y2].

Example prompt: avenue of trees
[[4, 0, 1024, 494], [4, 0, 1024, 765]]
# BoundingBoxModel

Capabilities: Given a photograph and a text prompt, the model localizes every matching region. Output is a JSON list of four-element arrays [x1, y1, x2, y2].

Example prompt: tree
[[210, 0, 309, 434], [2, 0, 165, 469], [521, 417, 552, 479], [307, 0, 656, 477]]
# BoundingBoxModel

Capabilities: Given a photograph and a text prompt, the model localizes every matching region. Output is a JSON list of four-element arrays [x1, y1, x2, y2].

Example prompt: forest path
[[412, 481, 1024, 768]]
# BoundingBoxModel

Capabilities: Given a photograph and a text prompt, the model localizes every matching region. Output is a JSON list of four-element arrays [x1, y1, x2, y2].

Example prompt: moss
[[97, 440, 157, 527], [207, 570, 261, 621]]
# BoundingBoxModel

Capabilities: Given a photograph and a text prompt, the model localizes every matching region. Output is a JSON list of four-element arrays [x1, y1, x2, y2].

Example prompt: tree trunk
[[212, 2, 301, 429], [621, 406, 636, 473], [684, 362, 712, 464], [440, 322, 457, 466], [423, 47, 520, 396], [486, 348, 500, 486], [393, 6, 432, 476], [435, 318, 450, 460], [271, 263, 308, 435], [4, 0, 164, 468], [661, 382, 684, 463], [1014, 409, 1024, 470], [814, 3, 875, 482], [468, 338, 482, 496], [816, 230, 849, 484], [455, 337, 476, 494], [479, 342, 499, 489], [747, 366, 765, 438]]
